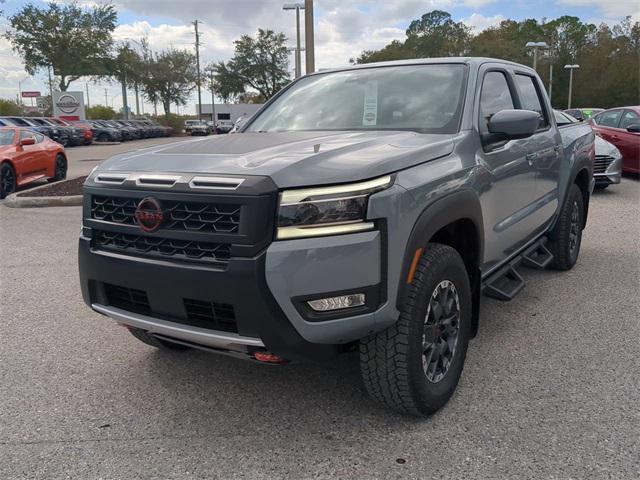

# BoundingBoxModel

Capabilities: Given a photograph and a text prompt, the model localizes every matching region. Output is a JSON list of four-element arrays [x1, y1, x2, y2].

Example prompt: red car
[[589, 106, 640, 174], [50, 117, 94, 145], [0, 127, 67, 199]]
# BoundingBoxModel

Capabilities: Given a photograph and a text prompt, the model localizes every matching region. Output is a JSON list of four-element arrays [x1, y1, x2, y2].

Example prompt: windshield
[[247, 64, 467, 134], [0, 130, 14, 145]]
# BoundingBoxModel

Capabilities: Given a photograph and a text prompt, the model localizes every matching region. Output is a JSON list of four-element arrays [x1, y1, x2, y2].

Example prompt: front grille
[[594, 155, 614, 174], [92, 230, 231, 264], [184, 298, 237, 333], [92, 196, 241, 234], [104, 283, 150, 315]]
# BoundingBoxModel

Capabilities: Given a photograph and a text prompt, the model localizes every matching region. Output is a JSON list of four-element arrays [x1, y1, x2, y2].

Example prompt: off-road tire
[[548, 183, 584, 270], [360, 243, 472, 417], [128, 327, 190, 351]]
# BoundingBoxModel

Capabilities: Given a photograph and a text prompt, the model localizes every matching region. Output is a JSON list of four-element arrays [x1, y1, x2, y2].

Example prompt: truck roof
[[313, 57, 536, 75]]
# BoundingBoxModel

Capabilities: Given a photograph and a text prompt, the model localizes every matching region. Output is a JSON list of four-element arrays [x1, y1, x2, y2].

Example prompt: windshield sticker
[[362, 80, 378, 126]]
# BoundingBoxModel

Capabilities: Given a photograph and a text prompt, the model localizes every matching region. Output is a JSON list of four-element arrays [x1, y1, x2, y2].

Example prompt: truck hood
[[98, 130, 455, 187]]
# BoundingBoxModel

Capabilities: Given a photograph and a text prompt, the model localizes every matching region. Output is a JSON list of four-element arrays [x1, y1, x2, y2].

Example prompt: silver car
[[189, 121, 210, 136], [555, 110, 621, 188]]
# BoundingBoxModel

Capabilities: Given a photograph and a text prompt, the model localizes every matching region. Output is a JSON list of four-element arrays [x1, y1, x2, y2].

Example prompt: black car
[[87, 120, 122, 142], [0, 116, 69, 146], [33, 117, 85, 147], [110, 120, 140, 141]]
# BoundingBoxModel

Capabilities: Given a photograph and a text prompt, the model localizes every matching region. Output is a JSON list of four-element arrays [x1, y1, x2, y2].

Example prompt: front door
[[475, 66, 540, 272]]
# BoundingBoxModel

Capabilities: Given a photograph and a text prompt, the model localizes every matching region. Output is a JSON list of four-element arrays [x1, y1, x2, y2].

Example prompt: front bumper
[[80, 227, 387, 362], [594, 156, 622, 185]]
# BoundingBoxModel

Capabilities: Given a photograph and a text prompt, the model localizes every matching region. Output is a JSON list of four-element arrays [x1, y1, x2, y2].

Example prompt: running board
[[521, 238, 554, 270], [483, 264, 526, 301], [481, 236, 553, 301]]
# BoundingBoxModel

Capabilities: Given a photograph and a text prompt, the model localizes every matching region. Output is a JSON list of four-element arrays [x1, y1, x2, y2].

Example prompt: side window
[[35, 133, 45, 143], [554, 110, 575, 126], [619, 110, 639, 129], [514, 74, 549, 128], [595, 110, 622, 128], [19, 130, 37, 142], [479, 71, 515, 134]]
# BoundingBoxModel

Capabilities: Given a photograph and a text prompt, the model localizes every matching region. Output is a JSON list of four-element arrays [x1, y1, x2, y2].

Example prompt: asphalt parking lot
[[0, 146, 639, 478]]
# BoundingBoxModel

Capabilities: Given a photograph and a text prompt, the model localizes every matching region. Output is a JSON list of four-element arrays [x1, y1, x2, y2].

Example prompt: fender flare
[[396, 189, 484, 312]]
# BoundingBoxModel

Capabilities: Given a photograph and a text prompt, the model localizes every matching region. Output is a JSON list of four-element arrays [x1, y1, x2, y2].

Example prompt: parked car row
[[0, 116, 90, 147], [73, 119, 173, 143]]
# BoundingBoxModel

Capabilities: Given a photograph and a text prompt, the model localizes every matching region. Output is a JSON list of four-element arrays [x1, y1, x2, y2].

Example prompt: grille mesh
[[594, 155, 614, 174], [104, 283, 150, 315], [91, 196, 241, 233], [93, 230, 231, 264]]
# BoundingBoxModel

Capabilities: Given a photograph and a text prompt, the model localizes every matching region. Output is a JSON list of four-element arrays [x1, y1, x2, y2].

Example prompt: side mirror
[[20, 137, 36, 146], [486, 109, 540, 142], [626, 124, 640, 133]]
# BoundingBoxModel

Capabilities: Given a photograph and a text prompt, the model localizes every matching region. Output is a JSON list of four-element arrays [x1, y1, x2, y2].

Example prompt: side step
[[521, 239, 554, 270], [483, 263, 526, 301], [481, 236, 553, 301]]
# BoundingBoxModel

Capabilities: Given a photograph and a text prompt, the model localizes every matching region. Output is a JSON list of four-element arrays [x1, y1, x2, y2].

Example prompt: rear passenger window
[[515, 74, 548, 128], [479, 71, 515, 134], [619, 110, 639, 129], [595, 110, 622, 128]]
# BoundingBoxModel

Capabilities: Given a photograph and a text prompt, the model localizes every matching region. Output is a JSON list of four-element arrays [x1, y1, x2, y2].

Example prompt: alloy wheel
[[1, 165, 16, 195], [422, 280, 461, 383]]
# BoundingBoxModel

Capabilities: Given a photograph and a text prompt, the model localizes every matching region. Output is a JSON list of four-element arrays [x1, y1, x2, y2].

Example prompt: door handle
[[526, 153, 538, 166]]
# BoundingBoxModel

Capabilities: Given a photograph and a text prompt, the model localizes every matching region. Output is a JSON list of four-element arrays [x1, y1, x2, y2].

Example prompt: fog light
[[307, 293, 365, 312]]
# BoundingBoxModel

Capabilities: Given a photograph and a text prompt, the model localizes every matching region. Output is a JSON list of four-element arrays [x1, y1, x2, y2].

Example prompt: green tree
[[5, 2, 117, 91], [139, 49, 197, 115], [356, 11, 470, 63], [87, 105, 116, 120], [205, 62, 246, 103], [0, 99, 23, 116], [214, 29, 290, 101]]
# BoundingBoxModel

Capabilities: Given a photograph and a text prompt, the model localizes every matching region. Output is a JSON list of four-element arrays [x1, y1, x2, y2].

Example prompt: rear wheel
[[128, 327, 190, 351], [360, 243, 471, 416], [1, 162, 17, 199], [548, 183, 584, 270], [48, 154, 67, 182]]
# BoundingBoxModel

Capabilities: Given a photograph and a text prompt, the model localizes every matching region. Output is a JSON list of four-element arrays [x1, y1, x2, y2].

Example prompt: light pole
[[283, 3, 305, 78], [304, 0, 314, 74], [287, 46, 305, 77], [525, 41, 548, 71], [564, 64, 580, 109], [193, 20, 203, 120]]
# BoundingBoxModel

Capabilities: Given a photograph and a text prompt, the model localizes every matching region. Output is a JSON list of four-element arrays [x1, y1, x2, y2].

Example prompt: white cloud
[[462, 13, 505, 32], [557, 0, 640, 21]]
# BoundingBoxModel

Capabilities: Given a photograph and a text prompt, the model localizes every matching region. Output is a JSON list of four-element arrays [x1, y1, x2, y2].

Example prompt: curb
[[3, 179, 83, 208]]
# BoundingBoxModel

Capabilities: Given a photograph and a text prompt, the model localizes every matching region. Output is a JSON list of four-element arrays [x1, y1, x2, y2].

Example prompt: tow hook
[[253, 351, 289, 364]]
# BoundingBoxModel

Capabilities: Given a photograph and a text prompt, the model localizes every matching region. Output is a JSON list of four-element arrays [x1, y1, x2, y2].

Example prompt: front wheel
[[548, 183, 584, 270], [1, 162, 17, 199], [360, 243, 471, 417], [48, 154, 67, 183]]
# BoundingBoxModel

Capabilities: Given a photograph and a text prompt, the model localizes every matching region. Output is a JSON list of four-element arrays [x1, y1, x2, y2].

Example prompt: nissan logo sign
[[56, 94, 81, 114], [134, 197, 165, 233]]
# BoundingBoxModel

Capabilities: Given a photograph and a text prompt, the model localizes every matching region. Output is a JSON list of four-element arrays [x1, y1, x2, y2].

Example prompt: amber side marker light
[[406, 247, 424, 284]]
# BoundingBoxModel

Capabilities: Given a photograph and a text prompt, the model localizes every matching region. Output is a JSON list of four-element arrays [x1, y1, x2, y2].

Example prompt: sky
[[1, 0, 638, 114]]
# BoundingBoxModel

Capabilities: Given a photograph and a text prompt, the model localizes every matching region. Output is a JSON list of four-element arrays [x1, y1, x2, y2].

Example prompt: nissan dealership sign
[[53, 91, 85, 120]]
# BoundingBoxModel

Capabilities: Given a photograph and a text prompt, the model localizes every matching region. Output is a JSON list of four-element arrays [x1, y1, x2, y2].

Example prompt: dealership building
[[198, 103, 263, 124]]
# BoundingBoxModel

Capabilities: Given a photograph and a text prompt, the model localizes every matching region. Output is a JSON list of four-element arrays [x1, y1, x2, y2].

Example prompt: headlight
[[276, 175, 392, 240]]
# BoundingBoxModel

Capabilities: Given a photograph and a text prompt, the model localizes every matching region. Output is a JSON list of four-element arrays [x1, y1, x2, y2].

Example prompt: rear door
[[592, 109, 623, 143], [475, 65, 540, 270], [512, 71, 561, 233], [616, 109, 640, 173]]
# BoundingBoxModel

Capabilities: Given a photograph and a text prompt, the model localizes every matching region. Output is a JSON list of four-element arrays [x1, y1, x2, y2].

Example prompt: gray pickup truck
[[79, 58, 594, 416]]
